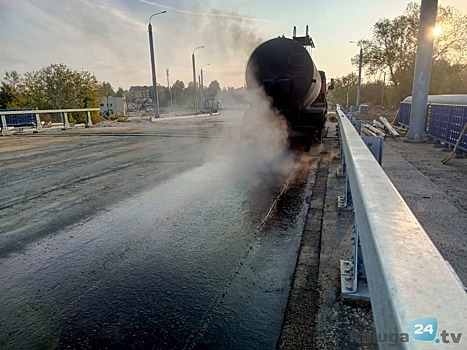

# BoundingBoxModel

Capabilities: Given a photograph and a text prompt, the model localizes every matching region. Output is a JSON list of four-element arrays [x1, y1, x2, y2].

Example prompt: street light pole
[[381, 71, 386, 107], [192, 46, 204, 114], [200, 63, 210, 112], [350, 41, 363, 108], [148, 11, 166, 120], [106, 93, 110, 119], [357, 46, 362, 107], [166, 68, 173, 109]]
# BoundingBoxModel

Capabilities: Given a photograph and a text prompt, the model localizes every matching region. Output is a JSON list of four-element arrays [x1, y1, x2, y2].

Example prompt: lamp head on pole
[[350, 40, 363, 52], [149, 11, 167, 25], [193, 46, 205, 55]]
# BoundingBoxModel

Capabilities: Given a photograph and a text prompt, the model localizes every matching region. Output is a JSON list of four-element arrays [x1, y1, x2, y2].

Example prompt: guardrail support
[[61, 112, 71, 130], [338, 176, 353, 211], [86, 111, 93, 128], [341, 225, 370, 300], [362, 136, 384, 165], [34, 111, 42, 133], [336, 132, 346, 177], [1, 114, 11, 136]]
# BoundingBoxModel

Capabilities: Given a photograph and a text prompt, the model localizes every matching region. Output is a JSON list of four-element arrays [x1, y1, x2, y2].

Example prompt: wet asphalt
[[0, 131, 313, 349]]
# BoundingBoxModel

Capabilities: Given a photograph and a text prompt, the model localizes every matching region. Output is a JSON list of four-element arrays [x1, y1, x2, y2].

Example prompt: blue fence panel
[[398, 102, 467, 152], [397, 102, 411, 127], [431, 105, 467, 152], [0, 108, 36, 127], [428, 104, 450, 142], [448, 106, 467, 151]]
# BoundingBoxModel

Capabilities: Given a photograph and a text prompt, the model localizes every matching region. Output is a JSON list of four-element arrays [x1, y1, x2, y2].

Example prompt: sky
[[1, 0, 466, 90]]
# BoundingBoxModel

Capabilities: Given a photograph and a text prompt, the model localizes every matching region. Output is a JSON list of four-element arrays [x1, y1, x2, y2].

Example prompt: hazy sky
[[1, 0, 466, 90]]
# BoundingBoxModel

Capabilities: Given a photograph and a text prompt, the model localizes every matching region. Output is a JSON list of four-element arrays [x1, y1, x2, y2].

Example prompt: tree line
[[0, 63, 247, 116], [0, 64, 104, 110], [329, 2, 467, 109], [150, 79, 223, 109]]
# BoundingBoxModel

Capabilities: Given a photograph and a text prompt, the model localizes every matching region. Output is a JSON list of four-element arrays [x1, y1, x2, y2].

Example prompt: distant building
[[129, 86, 151, 102], [100, 96, 128, 116]]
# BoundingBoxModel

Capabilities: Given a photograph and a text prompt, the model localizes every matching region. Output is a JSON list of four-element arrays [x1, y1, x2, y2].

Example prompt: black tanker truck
[[245, 26, 333, 150]]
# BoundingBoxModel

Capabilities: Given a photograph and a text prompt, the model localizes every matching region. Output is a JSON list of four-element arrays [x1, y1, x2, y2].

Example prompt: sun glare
[[434, 26, 442, 36]]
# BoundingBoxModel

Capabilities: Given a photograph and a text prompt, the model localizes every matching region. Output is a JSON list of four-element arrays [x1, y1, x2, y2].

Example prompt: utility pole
[[200, 63, 209, 112], [357, 46, 362, 107], [350, 41, 363, 108], [200, 72, 203, 110], [148, 11, 166, 120], [106, 93, 110, 119], [166, 68, 173, 109], [198, 74, 201, 110], [381, 71, 386, 108], [192, 46, 204, 114], [407, 0, 438, 142]]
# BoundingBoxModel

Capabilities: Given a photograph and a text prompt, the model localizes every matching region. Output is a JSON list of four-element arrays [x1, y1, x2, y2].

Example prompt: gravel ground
[[279, 124, 377, 350], [382, 137, 467, 285]]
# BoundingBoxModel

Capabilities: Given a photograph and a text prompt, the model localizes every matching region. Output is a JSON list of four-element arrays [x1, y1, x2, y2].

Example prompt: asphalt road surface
[[0, 111, 315, 349]]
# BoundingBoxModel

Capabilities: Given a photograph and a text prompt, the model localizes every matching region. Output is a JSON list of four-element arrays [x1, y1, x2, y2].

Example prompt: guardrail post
[[336, 131, 346, 177], [338, 176, 353, 211], [362, 136, 384, 165], [336, 154, 346, 177], [85, 111, 93, 128], [341, 225, 370, 300], [34, 110, 42, 133], [1, 114, 11, 136], [61, 112, 71, 130], [351, 120, 362, 134]]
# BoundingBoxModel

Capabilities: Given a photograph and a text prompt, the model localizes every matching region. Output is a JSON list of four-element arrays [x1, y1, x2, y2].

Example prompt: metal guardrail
[[0, 108, 36, 127], [397, 102, 467, 153], [0, 108, 100, 136], [336, 105, 467, 349]]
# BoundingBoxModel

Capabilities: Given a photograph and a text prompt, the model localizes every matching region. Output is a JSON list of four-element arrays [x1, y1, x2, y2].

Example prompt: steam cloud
[[153, 5, 265, 87]]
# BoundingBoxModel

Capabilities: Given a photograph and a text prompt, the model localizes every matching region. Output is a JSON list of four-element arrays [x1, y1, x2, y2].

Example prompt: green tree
[[99, 81, 115, 97], [356, 2, 467, 101], [433, 6, 467, 64], [429, 60, 466, 94], [360, 81, 386, 106], [327, 73, 358, 107], [39, 63, 77, 109], [115, 87, 125, 97], [21, 71, 46, 109], [171, 80, 186, 106], [205, 80, 221, 98], [155, 85, 170, 107], [185, 82, 196, 107], [0, 70, 26, 108], [0, 64, 101, 122]]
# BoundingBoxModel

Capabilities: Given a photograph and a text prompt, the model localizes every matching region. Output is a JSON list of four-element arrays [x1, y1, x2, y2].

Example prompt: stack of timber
[[369, 116, 404, 137]]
